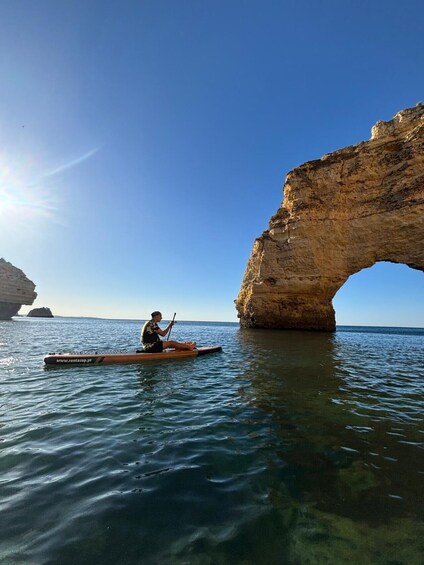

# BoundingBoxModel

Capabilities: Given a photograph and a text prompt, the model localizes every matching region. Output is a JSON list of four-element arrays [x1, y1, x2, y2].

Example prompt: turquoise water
[[1, 318, 423, 564]]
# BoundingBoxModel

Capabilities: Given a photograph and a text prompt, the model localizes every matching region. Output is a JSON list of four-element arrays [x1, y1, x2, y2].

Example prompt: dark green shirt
[[141, 319, 160, 350]]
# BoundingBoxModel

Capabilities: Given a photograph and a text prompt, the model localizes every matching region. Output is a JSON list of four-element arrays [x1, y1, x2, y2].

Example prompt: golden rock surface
[[0, 258, 37, 319], [236, 105, 424, 330]]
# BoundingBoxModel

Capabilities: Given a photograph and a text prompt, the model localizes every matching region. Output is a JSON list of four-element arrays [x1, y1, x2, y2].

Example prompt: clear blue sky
[[0, 0, 423, 325]]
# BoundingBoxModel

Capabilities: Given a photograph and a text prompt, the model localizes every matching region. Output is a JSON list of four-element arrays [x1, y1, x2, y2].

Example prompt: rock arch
[[236, 105, 424, 331]]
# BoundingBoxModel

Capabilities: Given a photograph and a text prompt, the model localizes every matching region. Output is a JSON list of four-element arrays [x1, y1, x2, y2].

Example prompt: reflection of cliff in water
[[235, 329, 423, 526]]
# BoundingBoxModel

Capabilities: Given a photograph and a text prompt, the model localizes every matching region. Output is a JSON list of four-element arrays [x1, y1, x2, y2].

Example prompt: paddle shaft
[[167, 312, 176, 340]]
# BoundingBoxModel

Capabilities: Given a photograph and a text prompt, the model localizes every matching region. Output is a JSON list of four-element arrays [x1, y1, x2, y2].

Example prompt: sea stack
[[236, 104, 424, 331], [0, 259, 37, 319], [27, 307, 53, 318]]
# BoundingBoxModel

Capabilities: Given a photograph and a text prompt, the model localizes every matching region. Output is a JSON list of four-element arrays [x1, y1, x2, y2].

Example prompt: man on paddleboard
[[141, 311, 196, 353]]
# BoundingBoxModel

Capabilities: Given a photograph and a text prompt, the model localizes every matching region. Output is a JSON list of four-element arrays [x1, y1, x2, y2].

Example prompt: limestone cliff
[[236, 105, 424, 331], [0, 259, 37, 319]]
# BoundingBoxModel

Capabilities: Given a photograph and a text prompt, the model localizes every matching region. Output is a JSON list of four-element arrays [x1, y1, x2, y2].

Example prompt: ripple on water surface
[[0, 319, 423, 564]]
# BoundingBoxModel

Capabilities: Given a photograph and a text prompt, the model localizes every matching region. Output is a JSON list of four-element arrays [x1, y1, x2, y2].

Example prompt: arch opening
[[333, 262, 424, 328]]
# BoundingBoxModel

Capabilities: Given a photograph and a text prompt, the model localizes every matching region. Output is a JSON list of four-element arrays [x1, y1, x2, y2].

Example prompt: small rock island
[[236, 104, 424, 331], [0, 259, 37, 320], [27, 307, 54, 318]]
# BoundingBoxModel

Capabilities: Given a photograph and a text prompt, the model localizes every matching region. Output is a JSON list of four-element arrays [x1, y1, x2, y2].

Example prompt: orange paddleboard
[[44, 346, 222, 366]]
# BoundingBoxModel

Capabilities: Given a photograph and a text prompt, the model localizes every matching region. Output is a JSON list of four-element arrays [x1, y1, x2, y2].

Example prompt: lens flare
[[0, 153, 59, 231], [0, 147, 100, 235]]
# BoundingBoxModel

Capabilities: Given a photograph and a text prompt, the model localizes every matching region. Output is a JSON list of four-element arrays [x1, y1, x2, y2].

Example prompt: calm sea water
[[1, 318, 423, 564]]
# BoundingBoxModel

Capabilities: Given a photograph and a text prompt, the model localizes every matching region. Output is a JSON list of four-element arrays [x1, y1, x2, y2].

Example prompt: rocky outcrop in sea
[[0, 259, 37, 320], [27, 307, 54, 318], [236, 104, 424, 330]]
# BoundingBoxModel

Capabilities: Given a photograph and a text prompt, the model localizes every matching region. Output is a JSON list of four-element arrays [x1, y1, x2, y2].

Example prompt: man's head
[[151, 311, 162, 321]]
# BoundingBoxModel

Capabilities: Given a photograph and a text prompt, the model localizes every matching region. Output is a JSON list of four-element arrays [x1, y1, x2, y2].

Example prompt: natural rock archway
[[236, 105, 424, 330]]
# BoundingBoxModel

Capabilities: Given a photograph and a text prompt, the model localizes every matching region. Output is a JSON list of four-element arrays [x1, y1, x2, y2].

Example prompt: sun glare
[[0, 147, 100, 236], [0, 153, 60, 233]]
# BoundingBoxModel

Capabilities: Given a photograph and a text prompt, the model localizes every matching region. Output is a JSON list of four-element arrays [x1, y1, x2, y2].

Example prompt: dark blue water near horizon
[[1, 318, 423, 564]]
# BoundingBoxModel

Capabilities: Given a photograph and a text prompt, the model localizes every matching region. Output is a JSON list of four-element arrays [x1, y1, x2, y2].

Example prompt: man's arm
[[156, 321, 174, 337]]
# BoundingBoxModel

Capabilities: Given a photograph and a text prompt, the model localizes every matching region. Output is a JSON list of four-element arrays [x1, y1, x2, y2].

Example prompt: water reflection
[[235, 328, 424, 540]]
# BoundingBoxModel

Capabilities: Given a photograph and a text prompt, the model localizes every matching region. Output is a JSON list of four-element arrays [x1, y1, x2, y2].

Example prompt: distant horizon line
[[13, 314, 424, 330]]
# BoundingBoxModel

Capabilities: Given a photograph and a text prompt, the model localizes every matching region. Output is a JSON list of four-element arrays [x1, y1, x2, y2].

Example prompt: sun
[[0, 152, 60, 237], [0, 147, 100, 237]]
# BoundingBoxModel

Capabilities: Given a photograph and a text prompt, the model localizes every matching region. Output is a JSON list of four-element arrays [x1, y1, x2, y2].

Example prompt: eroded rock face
[[236, 105, 424, 330], [0, 259, 37, 320]]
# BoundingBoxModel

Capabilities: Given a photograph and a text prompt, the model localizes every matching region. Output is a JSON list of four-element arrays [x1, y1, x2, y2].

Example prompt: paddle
[[167, 312, 176, 340]]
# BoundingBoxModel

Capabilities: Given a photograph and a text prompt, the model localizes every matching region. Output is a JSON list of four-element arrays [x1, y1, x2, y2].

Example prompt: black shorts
[[144, 341, 164, 353]]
